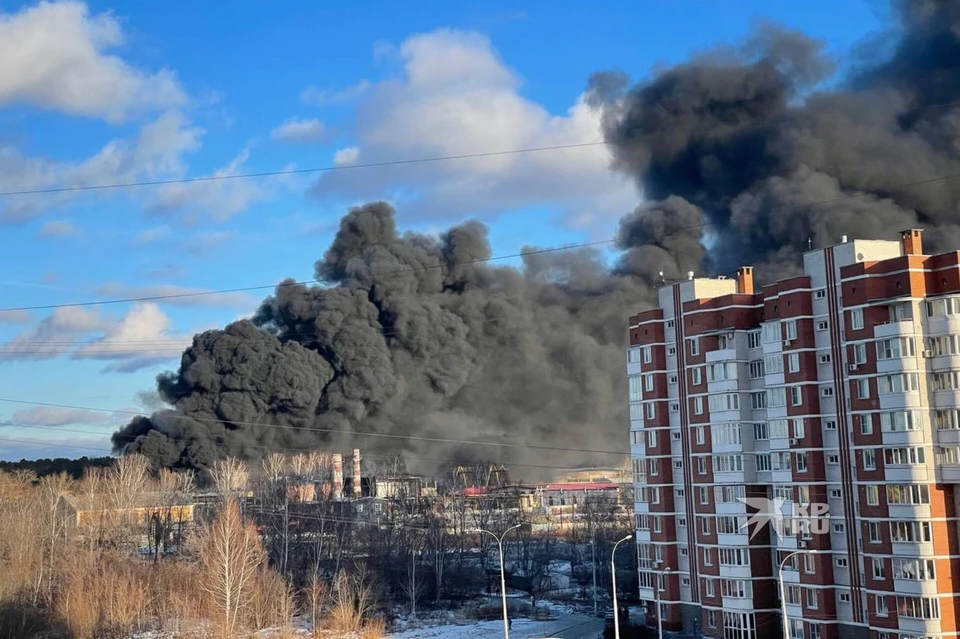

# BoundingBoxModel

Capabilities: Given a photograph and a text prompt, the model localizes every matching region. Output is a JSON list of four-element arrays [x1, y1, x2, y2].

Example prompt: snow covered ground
[[387, 611, 603, 639]]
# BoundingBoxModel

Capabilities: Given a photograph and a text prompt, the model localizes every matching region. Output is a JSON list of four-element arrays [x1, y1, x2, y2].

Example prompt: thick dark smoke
[[113, 201, 697, 471], [114, 0, 960, 470], [591, 3, 960, 281]]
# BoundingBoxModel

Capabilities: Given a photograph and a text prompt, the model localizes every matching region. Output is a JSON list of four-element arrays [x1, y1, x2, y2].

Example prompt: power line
[[0, 141, 608, 198], [0, 239, 616, 313], [6, 162, 960, 317], [6, 421, 614, 472], [0, 397, 629, 456]]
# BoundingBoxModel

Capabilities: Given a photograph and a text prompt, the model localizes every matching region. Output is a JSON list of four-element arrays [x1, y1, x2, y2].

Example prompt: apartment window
[[857, 378, 869, 399], [806, 588, 818, 609], [835, 557, 848, 568], [852, 343, 867, 365], [666, 320, 674, 328], [644, 374, 655, 392], [652, 517, 662, 533], [884, 446, 925, 465], [708, 393, 739, 412], [629, 404, 643, 421], [793, 419, 805, 439], [766, 387, 786, 407], [692, 367, 702, 385], [784, 320, 798, 340], [859, 414, 873, 435], [629, 375, 642, 402], [718, 548, 750, 566], [833, 522, 845, 534], [673, 460, 682, 470], [694, 396, 704, 415], [850, 308, 864, 330], [650, 487, 661, 504], [668, 346, 676, 356], [714, 455, 743, 472], [875, 595, 888, 616], [670, 402, 679, 412], [681, 577, 690, 587], [819, 353, 831, 363], [825, 420, 836, 430], [703, 548, 713, 566], [927, 297, 960, 317], [677, 517, 686, 527], [695, 426, 706, 445], [752, 392, 767, 409], [795, 452, 808, 473], [755, 454, 771, 471], [788, 618, 803, 639], [821, 386, 834, 397], [647, 403, 656, 419], [803, 554, 815, 574], [690, 337, 699, 356], [706, 610, 716, 628], [700, 518, 711, 535], [642, 346, 653, 363], [628, 347, 641, 363], [891, 521, 932, 542], [754, 422, 769, 440], [749, 360, 764, 379], [764, 354, 784, 374], [649, 459, 659, 476], [763, 322, 780, 343], [869, 522, 881, 543], [704, 577, 715, 596], [893, 558, 936, 580], [886, 484, 930, 505], [877, 337, 915, 360], [871, 558, 885, 580], [697, 457, 706, 475], [788, 352, 800, 373], [879, 410, 922, 432], [679, 547, 688, 557], [830, 488, 841, 499], [815, 289, 826, 299], [897, 596, 940, 619], [817, 320, 828, 331], [863, 450, 876, 471], [889, 302, 912, 322], [838, 592, 851, 603], [707, 362, 737, 382], [790, 387, 802, 406], [669, 374, 677, 384], [878, 373, 920, 394], [698, 486, 709, 505], [647, 429, 657, 448], [827, 454, 839, 465], [672, 430, 681, 441]]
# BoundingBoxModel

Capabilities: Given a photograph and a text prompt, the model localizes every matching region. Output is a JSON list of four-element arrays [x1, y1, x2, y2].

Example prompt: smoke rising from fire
[[114, 1, 960, 469]]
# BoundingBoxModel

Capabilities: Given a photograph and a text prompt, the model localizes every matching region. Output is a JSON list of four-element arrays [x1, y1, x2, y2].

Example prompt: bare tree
[[211, 458, 249, 501], [195, 497, 265, 636]]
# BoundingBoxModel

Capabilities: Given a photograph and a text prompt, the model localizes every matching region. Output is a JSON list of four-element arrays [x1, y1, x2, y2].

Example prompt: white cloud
[[37, 219, 80, 237], [311, 28, 636, 229], [271, 117, 326, 143], [95, 282, 256, 309], [150, 149, 295, 223], [0, 1, 185, 121], [0, 303, 191, 373], [333, 146, 360, 166], [71, 303, 191, 373], [0, 310, 32, 324], [134, 225, 171, 244], [0, 306, 112, 361], [300, 80, 370, 106], [12, 406, 110, 426], [0, 109, 202, 223]]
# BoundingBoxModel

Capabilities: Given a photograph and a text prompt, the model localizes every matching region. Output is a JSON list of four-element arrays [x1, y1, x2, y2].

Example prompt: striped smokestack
[[352, 448, 362, 497], [332, 453, 343, 500]]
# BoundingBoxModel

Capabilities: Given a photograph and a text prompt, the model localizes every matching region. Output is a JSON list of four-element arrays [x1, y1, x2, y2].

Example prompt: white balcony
[[772, 469, 793, 484], [716, 501, 746, 515], [635, 501, 649, 514], [885, 466, 930, 482], [706, 348, 736, 363], [718, 564, 752, 579], [937, 429, 960, 446], [938, 463, 960, 483], [722, 597, 755, 611], [780, 568, 801, 584], [892, 541, 934, 557], [627, 362, 642, 376], [874, 321, 914, 339], [893, 579, 938, 596], [636, 529, 651, 543], [717, 533, 750, 546], [899, 617, 941, 635]]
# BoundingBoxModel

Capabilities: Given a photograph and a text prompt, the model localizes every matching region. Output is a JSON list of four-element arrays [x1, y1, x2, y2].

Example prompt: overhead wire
[[5, 162, 960, 316]]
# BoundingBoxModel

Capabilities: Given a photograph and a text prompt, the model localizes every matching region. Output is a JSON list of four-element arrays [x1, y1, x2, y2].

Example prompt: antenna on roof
[[807, 237, 813, 250], [658, 268, 665, 285]]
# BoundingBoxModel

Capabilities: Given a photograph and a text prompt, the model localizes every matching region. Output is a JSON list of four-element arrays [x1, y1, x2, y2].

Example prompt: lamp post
[[654, 564, 671, 639], [480, 524, 523, 639], [591, 536, 598, 617], [611, 534, 633, 639], [778, 549, 826, 639]]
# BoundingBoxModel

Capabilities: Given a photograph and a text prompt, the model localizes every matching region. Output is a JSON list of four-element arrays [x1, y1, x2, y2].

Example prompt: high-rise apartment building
[[627, 230, 960, 639]]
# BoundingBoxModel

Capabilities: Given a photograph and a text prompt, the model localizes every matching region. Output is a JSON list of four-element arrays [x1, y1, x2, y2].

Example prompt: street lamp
[[611, 534, 633, 639], [480, 524, 523, 639], [654, 563, 671, 639], [778, 549, 826, 639]]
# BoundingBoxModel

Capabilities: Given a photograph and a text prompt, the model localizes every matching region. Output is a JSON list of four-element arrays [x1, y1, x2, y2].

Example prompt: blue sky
[[0, 0, 883, 460]]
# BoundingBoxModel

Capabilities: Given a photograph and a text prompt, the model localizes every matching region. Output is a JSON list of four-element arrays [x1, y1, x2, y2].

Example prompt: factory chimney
[[332, 453, 344, 501], [352, 448, 362, 498]]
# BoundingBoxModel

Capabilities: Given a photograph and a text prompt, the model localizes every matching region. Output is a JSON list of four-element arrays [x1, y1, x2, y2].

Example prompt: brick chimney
[[352, 448, 362, 497], [332, 454, 343, 500], [901, 229, 924, 256], [736, 266, 754, 295]]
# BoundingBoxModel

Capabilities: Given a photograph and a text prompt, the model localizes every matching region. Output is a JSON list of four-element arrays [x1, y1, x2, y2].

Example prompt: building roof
[[541, 481, 620, 492]]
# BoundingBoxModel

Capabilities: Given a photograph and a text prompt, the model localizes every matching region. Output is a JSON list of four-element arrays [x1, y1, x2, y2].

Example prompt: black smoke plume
[[114, 0, 960, 469]]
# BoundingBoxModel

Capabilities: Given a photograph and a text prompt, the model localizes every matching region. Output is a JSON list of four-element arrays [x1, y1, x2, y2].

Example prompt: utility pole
[[591, 536, 598, 617]]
